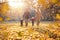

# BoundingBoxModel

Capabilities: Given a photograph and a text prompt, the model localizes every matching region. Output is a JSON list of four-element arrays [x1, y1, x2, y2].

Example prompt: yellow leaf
[[0, 17, 3, 21], [56, 14, 60, 20], [6, 17, 10, 20], [1, 3, 9, 15], [38, 0, 47, 9], [50, 0, 58, 4]]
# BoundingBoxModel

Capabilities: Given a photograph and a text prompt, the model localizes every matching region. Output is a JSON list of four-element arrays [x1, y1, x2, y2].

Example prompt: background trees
[[0, 2, 9, 22]]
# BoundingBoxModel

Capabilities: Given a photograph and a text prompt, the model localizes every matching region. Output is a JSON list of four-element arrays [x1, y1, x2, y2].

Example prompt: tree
[[0, 2, 9, 21], [1, 2, 9, 15]]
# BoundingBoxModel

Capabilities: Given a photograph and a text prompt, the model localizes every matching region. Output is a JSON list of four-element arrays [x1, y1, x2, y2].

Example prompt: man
[[23, 9, 30, 26]]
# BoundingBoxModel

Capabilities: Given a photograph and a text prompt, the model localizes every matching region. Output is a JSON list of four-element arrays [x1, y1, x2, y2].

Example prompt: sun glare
[[7, 0, 25, 8]]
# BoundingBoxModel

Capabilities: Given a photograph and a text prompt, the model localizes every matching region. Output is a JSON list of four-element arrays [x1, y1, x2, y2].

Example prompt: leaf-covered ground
[[0, 22, 60, 40]]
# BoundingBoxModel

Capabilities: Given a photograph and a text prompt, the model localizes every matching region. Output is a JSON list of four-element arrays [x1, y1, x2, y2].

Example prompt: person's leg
[[20, 20, 23, 26], [25, 19, 28, 26], [37, 20, 40, 26], [32, 21, 34, 26]]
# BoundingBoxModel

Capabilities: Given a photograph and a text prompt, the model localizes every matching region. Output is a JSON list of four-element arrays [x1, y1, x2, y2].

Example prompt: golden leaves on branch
[[1, 2, 9, 15]]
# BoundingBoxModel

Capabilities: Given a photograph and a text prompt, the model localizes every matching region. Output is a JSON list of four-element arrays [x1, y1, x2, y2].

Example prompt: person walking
[[23, 9, 30, 26], [35, 9, 43, 26]]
